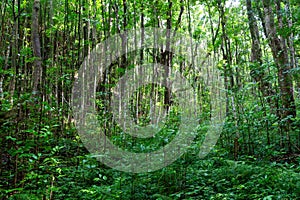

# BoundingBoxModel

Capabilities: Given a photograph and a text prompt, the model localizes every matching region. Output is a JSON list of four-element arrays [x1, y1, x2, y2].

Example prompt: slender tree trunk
[[218, 0, 239, 159], [0, 0, 8, 100], [285, 0, 299, 98], [246, 0, 273, 102], [32, 0, 42, 93], [162, 0, 172, 112]]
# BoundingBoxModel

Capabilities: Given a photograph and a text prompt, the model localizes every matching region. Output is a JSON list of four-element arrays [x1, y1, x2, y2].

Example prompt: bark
[[162, 0, 173, 112], [285, 1, 299, 95], [262, 0, 296, 122], [0, 0, 8, 100], [246, 0, 273, 101], [32, 0, 42, 93]]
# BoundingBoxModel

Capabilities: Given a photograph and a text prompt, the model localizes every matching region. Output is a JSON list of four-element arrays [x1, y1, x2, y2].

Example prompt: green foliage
[[16, 159, 300, 199], [0, 0, 299, 199]]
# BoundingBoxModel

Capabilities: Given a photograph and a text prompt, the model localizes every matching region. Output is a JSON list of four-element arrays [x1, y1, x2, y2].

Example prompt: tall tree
[[246, 0, 273, 102], [261, 0, 296, 122], [32, 0, 42, 93]]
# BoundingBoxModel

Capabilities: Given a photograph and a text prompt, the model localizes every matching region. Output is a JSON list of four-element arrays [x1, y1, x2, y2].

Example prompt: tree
[[261, 0, 296, 122]]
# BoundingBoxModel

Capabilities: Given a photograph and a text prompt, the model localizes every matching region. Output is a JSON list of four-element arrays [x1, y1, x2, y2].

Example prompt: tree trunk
[[262, 0, 296, 122], [246, 0, 273, 102], [32, 0, 42, 94]]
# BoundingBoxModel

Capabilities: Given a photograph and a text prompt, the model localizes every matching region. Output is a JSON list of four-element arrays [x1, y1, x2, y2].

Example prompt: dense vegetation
[[0, 0, 299, 199]]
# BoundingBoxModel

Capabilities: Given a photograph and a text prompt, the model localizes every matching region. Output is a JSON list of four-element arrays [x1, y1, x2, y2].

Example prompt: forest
[[0, 0, 299, 199]]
